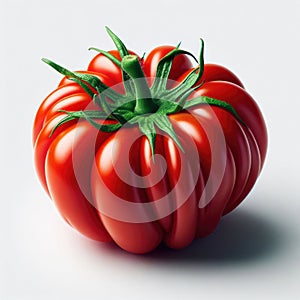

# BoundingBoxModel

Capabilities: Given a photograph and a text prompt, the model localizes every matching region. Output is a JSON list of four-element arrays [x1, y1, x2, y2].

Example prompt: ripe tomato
[[33, 28, 267, 253]]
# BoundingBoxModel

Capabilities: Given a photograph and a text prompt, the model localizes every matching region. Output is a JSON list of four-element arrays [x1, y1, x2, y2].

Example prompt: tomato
[[33, 28, 267, 253]]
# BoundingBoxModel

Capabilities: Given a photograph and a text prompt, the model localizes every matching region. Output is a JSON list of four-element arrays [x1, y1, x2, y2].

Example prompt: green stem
[[121, 55, 158, 114]]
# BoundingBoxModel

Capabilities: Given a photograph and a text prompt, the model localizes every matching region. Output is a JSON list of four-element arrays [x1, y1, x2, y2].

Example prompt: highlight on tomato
[[33, 27, 267, 254]]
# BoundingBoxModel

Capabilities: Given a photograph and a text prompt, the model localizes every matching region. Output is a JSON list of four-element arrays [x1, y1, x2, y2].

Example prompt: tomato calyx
[[42, 27, 244, 157]]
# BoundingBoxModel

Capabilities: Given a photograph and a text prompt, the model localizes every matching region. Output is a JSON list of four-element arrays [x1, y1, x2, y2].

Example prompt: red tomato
[[34, 31, 267, 253]]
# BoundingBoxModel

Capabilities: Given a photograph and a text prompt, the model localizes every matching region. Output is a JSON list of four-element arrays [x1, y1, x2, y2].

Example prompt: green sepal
[[49, 113, 77, 137], [155, 100, 180, 115], [105, 26, 129, 57], [183, 96, 245, 125], [49, 110, 111, 137], [88, 47, 121, 67], [75, 73, 125, 102], [151, 45, 198, 95], [41, 58, 125, 103], [128, 115, 157, 161], [94, 93, 112, 115], [93, 94, 134, 124], [162, 39, 204, 100], [81, 110, 122, 132], [154, 114, 184, 152], [42, 58, 95, 98], [154, 83, 203, 115], [114, 99, 136, 112], [177, 82, 204, 103], [68, 78, 95, 98], [105, 26, 135, 96], [162, 67, 199, 100], [166, 82, 204, 113], [138, 117, 156, 161], [128, 113, 184, 156], [112, 109, 136, 123]]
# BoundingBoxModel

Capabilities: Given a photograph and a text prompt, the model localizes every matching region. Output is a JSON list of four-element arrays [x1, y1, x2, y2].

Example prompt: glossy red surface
[[33, 46, 267, 253]]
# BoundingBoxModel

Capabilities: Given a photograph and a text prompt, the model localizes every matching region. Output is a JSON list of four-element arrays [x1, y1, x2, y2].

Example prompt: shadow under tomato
[[143, 206, 283, 265], [89, 202, 284, 266]]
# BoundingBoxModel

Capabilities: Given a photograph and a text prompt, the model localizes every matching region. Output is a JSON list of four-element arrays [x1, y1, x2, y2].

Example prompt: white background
[[1, 0, 300, 299]]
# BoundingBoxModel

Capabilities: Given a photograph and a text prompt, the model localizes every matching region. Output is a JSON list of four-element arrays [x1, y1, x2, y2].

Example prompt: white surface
[[1, 0, 300, 299]]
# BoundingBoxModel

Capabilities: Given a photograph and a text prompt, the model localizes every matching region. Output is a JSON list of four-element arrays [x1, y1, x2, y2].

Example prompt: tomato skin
[[194, 81, 268, 165], [34, 44, 267, 253], [33, 83, 84, 144], [91, 128, 164, 253], [223, 128, 261, 215], [34, 113, 77, 194], [191, 81, 267, 216], [202, 64, 244, 87], [45, 120, 113, 241]]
